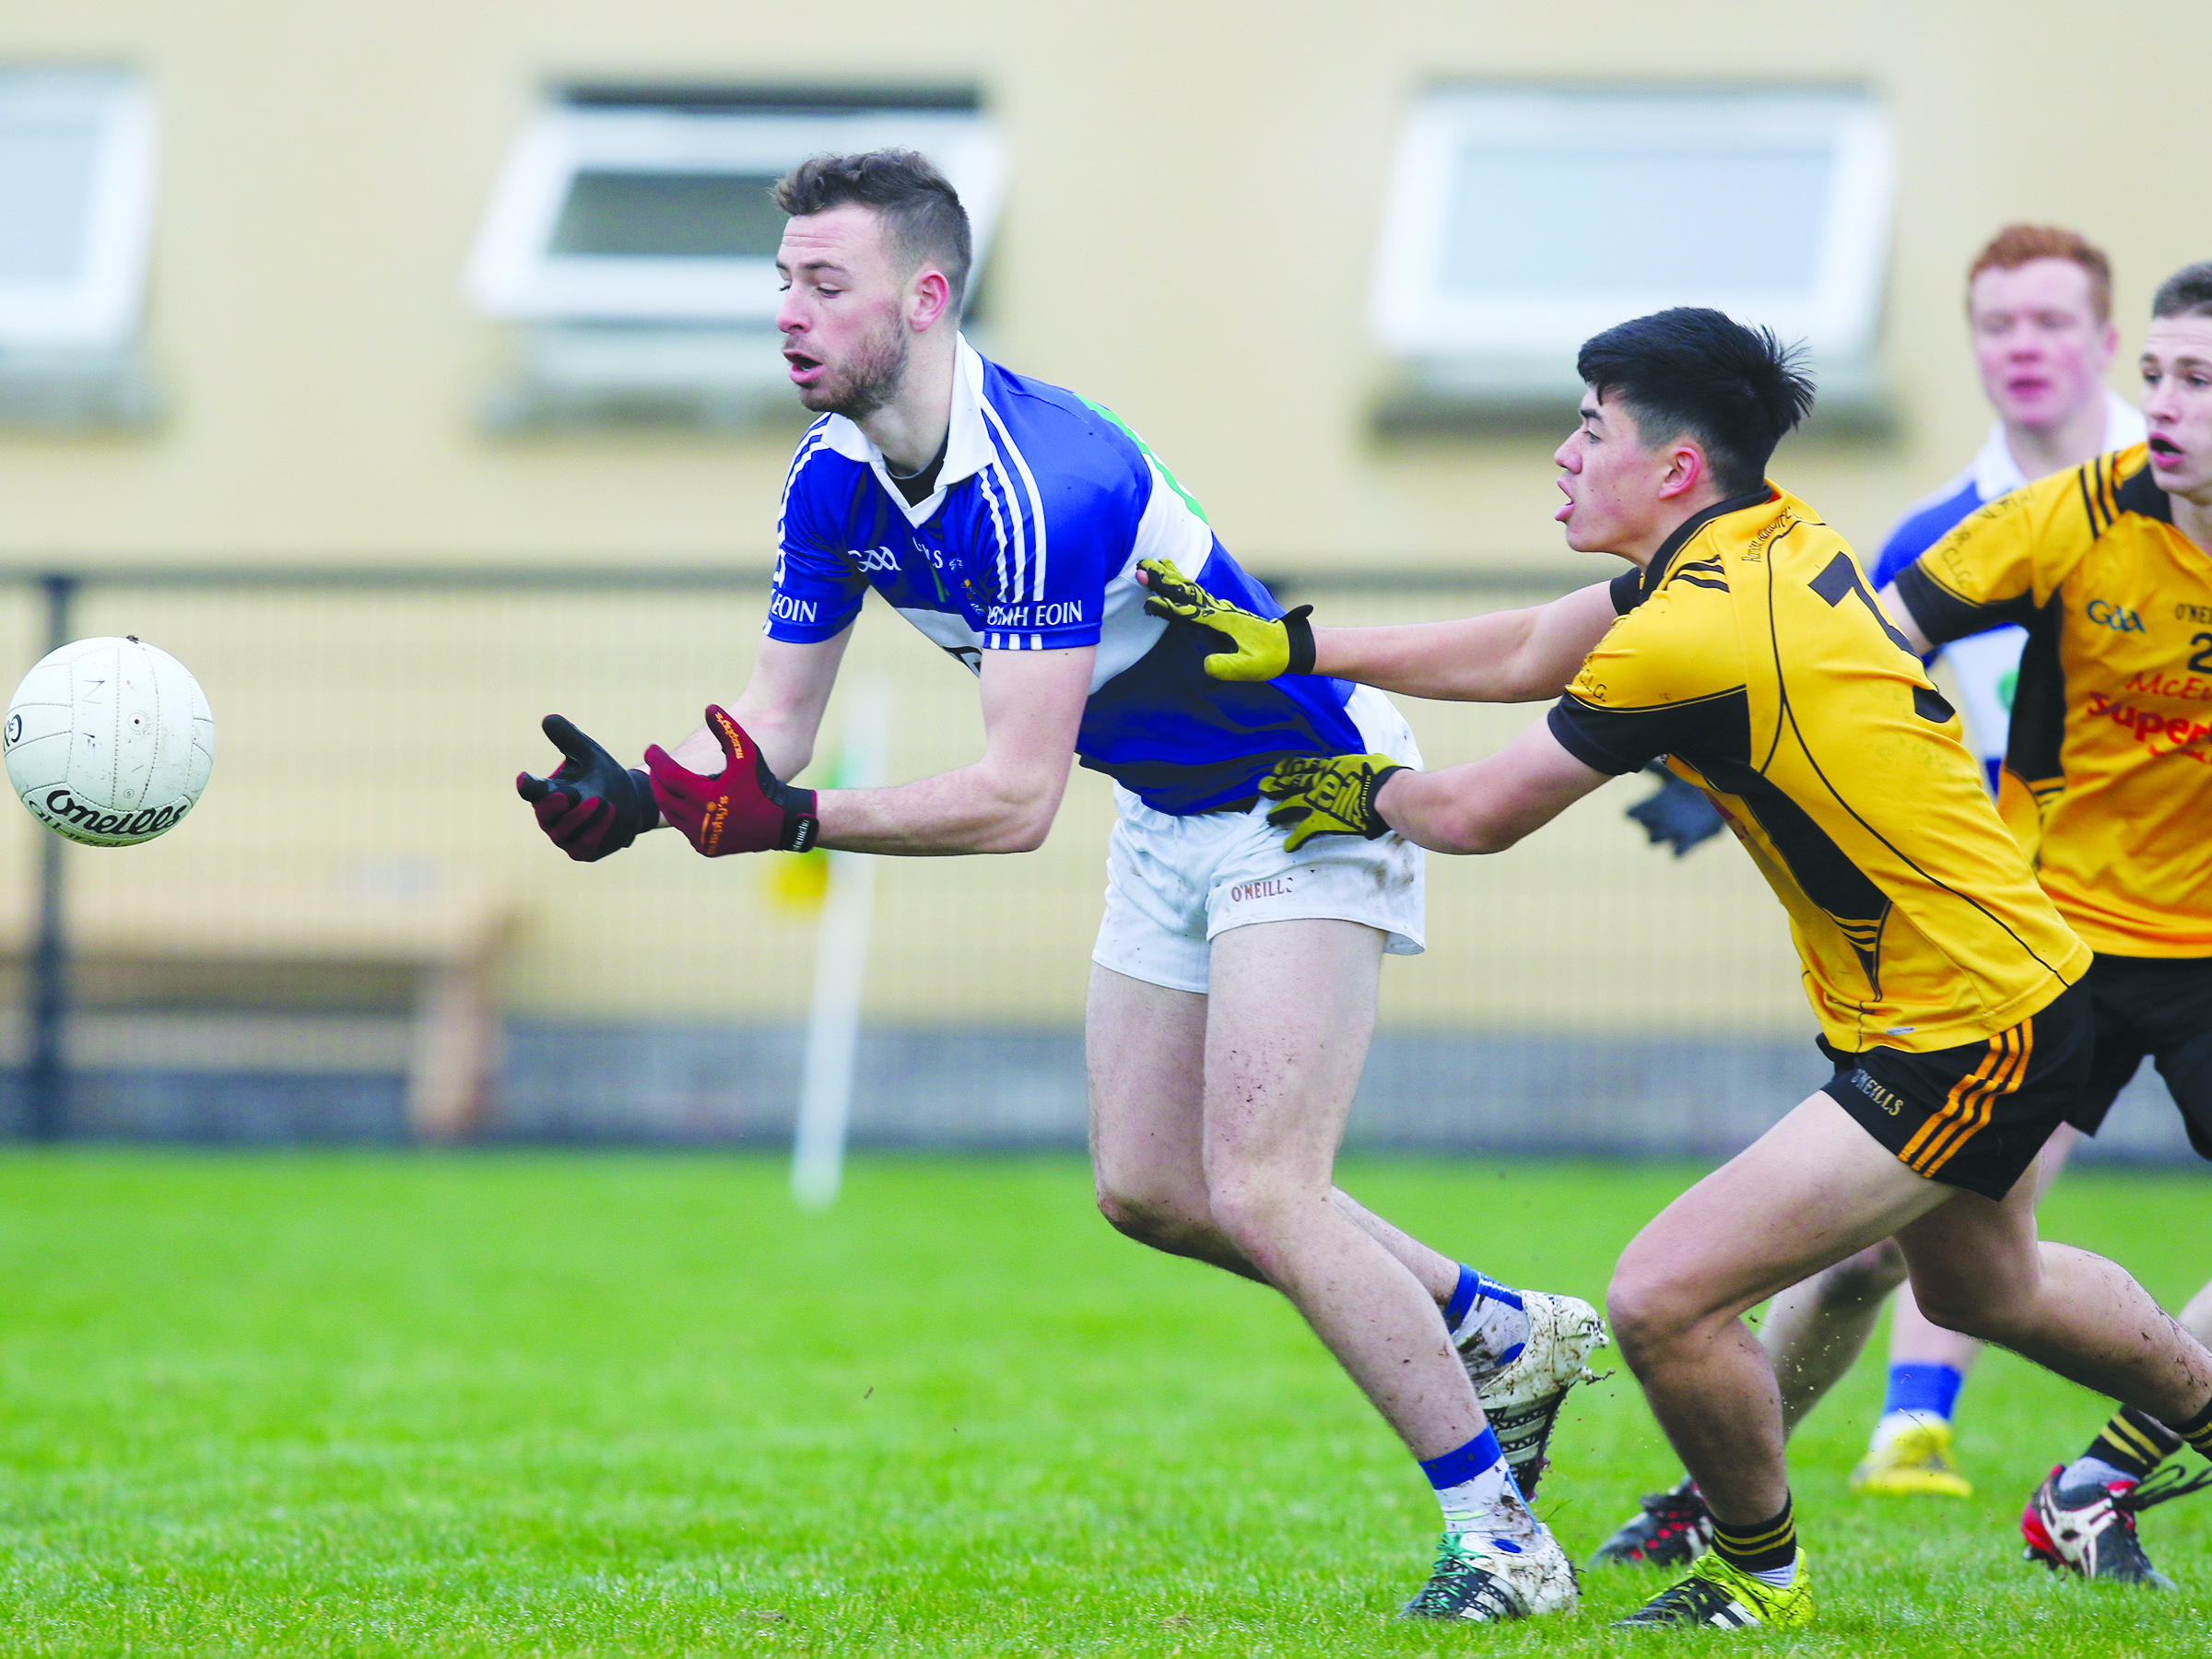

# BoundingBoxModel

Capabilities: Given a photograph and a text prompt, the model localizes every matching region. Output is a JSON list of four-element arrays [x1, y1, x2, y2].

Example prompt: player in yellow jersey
[[1871, 261, 2212, 1584], [1138, 306, 2212, 1631], [1589, 227, 2144, 1562]]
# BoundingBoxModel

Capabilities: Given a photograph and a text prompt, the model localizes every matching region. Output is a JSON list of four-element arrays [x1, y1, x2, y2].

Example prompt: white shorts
[[1092, 684, 1426, 994]]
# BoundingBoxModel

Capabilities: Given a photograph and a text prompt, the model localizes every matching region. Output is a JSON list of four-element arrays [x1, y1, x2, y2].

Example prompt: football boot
[[1399, 1524, 1579, 1622], [1589, 1479, 1714, 1568], [1614, 1548, 1815, 1630], [2020, 1463, 2212, 1587], [1465, 1289, 1607, 1497], [1850, 1417, 1972, 1498]]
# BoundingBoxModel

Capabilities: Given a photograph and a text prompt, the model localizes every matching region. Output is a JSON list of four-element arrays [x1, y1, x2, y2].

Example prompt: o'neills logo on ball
[[29, 786, 187, 840]]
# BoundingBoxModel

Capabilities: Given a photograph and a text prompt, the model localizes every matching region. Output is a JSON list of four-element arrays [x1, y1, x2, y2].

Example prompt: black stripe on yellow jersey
[[1894, 442, 2212, 956], [1552, 486, 2091, 1055]]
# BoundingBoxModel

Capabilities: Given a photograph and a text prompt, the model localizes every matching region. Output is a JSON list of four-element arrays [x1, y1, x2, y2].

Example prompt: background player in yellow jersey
[[1869, 261, 2212, 1585], [1140, 306, 2212, 1630]]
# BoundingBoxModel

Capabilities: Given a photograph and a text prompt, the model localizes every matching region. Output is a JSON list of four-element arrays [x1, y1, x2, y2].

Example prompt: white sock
[[1748, 1558, 1797, 1589], [1449, 1290, 1531, 1373], [1438, 1473, 1533, 1540], [2063, 1454, 2135, 1490], [1426, 1429, 1530, 1539]]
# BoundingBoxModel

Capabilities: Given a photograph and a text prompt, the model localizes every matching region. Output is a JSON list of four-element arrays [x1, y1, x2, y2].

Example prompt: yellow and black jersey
[[1895, 443, 2212, 956], [1550, 486, 2091, 1055]]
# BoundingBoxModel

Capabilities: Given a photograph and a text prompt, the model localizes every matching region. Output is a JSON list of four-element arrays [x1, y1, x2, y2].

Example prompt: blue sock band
[[1421, 1427, 1508, 1491], [1442, 1265, 1523, 1329], [1443, 1264, 1482, 1328], [1883, 1362, 1964, 1421]]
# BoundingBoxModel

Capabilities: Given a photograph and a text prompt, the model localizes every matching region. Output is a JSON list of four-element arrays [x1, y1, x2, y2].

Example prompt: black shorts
[[2072, 953, 2212, 1161], [1818, 984, 2095, 1202]]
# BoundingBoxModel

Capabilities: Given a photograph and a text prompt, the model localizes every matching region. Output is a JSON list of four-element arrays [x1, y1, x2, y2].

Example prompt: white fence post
[[790, 675, 892, 1211]]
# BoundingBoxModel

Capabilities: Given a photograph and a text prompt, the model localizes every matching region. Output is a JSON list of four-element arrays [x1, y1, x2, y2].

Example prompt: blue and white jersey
[[766, 337, 1365, 815], [1872, 389, 2145, 794]]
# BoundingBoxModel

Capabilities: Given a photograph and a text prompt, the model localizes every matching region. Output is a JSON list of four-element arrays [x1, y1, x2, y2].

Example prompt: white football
[[5, 636, 214, 846]]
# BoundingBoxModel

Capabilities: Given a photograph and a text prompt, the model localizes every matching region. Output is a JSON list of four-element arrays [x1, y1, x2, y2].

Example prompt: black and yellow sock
[[1711, 1495, 1795, 1579], [2174, 1394, 2212, 1462], [2081, 1406, 2183, 1481]]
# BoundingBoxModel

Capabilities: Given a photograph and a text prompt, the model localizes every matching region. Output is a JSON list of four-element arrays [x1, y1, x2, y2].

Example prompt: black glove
[[1626, 764, 1724, 857], [516, 714, 660, 862]]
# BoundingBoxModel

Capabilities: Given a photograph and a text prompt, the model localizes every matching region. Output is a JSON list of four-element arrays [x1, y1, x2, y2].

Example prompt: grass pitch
[[0, 1152, 2205, 1655]]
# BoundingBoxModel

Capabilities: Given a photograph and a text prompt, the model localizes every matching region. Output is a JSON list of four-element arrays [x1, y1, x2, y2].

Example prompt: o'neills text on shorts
[[1853, 1069, 1907, 1117]]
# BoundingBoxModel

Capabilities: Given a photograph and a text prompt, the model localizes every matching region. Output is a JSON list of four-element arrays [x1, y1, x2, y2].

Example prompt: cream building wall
[[0, 2, 2202, 1043], [0, 0, 2206, 567]]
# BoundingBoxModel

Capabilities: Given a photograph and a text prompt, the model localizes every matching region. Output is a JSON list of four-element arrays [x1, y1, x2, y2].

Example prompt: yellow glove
[[1258, 753, 1410, 853], [1138, 557, 1316, 681]]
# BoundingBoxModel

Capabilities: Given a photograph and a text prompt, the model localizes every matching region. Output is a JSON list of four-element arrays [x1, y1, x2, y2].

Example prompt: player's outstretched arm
[[807, 646, 1093, 855], [1378, 720, 1611, 853], [1136, 559, 1620, 703], [1260, 719, 1609, 857], [1306, 581, 1626, 703], [1873, 581, 1937, 656], [659, 630, 856, 783]]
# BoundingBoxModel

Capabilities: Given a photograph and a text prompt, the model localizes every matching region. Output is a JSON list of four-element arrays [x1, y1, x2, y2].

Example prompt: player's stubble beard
[[800, 314, 910, 422]]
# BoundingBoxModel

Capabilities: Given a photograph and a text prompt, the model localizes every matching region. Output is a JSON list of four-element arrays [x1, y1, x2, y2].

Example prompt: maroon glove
[[644, 705, 819, 857], [516, 714, 658, 863]]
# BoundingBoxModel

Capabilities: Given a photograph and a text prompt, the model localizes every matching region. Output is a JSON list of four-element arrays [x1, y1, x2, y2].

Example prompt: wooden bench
[[0, 905, 512, 1141]]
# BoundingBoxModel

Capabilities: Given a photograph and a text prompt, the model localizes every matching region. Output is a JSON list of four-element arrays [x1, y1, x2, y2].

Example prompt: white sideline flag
[[790, 675, 892, 1211]]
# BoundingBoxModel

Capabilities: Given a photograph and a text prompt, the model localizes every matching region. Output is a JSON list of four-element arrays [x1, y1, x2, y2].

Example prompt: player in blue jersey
[[1591, 225, 2150, 1565], [1870, 226, 2144, 793], [512, 149, 1604, 1623]]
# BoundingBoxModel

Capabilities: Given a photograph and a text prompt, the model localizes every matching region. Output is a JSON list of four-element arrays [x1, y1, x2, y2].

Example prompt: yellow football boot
[[1851, 1417, 1972, 1498], [1615, 1549, 1816, 1630]]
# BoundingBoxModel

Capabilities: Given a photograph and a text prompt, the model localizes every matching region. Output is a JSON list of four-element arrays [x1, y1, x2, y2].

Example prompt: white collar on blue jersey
[[818, 335, 995, 524], [1970, 387, 2147, 500]]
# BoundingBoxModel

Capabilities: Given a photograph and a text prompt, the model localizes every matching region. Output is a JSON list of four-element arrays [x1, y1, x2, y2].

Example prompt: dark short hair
[[2152, 261, 2212, 321], [771, 148, 972, 310], [1969, 224, 2113, 324], [1576, 308, 1817, 498]]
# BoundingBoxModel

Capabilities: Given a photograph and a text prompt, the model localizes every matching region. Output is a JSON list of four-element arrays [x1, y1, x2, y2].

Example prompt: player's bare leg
[[1585, 1240, 1897, 1572], [1611, 1092, 2212, 1530], [1881, 1292, 1980, 1395], [1087, 924, 1582, 1618], [2181, 1277, 2212, 1345], [1086, 969, 1457, 1296], [1192, 920, 1480, 1451], [1761, 1123, 2076, 1433], [1089, 952, 1603, 1500], [1087, 971, 1268, 1280], [1205, 918, 1577, 1616], [1092, 924, 1484, 1451], [1760, 1242, 1905, 1430]]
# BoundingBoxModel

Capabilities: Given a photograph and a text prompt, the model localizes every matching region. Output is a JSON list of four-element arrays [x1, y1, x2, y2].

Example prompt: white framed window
[[1369, 87, 1891, 397], [0, 66, 156, 351], [466, 87, 1006, 325]]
